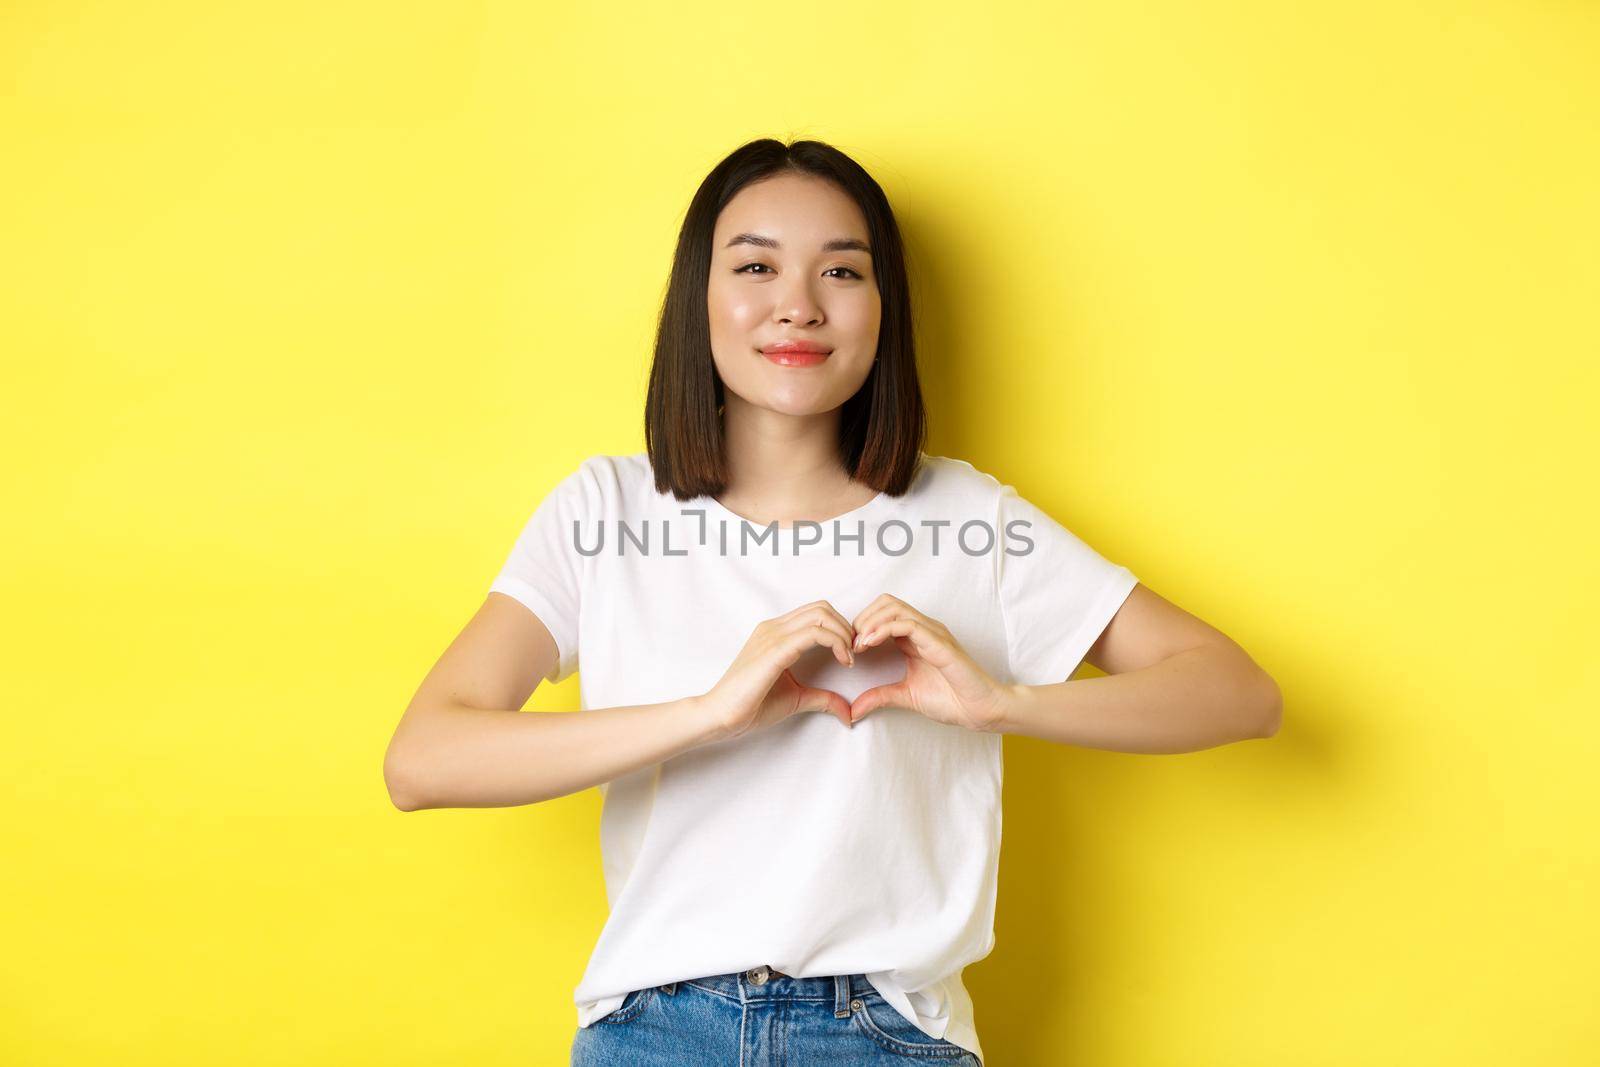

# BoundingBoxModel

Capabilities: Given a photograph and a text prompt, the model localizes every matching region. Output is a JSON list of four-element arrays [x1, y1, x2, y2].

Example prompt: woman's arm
[[383, 592, 728, 811], [384, 694, 726, 811], [989, 642, 1282, 754], [383, 593, 858, 811], [987, 583, 1282, 753]]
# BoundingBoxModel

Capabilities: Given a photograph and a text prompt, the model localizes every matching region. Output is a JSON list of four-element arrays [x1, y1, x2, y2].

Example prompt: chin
[[760, 394, 840, 417]]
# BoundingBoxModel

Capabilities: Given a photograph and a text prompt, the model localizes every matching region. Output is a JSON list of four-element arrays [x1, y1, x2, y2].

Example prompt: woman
[[383, 138, 1283, 1067]]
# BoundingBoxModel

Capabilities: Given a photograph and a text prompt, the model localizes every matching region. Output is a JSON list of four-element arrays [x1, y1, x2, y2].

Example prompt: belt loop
[[834, 974, 851, 1018]]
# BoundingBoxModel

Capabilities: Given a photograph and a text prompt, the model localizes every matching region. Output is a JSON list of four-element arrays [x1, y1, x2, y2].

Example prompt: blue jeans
[[570, 967, 981, 1066]]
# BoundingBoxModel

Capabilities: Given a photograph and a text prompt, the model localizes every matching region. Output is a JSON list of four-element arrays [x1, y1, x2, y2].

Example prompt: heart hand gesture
[[848, 594, 1011, 732]]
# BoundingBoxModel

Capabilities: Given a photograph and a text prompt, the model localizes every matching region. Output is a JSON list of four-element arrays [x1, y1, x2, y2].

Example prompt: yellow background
[[4, 2, 1596, 1064]]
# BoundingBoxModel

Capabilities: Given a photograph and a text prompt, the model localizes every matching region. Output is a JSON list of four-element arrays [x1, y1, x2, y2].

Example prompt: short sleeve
[[995, 483, 1139, 686], [487, 463, 592, 684]]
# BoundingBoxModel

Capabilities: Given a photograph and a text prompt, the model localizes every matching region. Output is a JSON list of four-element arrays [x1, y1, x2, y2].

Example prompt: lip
[[760, 340, 833, 355], [759, 339, 833, 367]]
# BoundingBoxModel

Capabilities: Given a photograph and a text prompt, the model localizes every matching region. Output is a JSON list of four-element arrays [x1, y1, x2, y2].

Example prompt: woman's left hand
[[848, 594, 1012, 732]]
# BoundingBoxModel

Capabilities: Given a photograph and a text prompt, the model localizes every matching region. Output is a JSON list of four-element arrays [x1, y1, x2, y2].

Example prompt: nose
[[774, 277, 824, 327]]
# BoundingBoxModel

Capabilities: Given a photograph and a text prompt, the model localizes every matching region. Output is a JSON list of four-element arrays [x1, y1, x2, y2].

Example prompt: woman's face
[[707, 172, 881, 418]]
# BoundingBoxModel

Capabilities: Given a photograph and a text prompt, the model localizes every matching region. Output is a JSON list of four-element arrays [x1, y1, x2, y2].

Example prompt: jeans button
[[747, 966, 769, 985]]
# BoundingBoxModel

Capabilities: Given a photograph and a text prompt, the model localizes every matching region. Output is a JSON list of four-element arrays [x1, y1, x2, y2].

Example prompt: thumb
[[850, 682, 910, 724], [788, 671, 854, 729]]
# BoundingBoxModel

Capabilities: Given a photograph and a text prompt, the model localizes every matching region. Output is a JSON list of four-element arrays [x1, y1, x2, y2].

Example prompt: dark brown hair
[[644, 138, 926, 501]]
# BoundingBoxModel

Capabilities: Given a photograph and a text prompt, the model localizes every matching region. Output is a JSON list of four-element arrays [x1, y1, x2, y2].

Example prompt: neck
[[716, 397, 874, 527]]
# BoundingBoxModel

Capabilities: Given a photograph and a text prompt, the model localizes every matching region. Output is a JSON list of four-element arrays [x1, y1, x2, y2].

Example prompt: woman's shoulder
[[555, 450, 659, 512], [571, 450, 652, 483], [911, 452, 1007, 501]]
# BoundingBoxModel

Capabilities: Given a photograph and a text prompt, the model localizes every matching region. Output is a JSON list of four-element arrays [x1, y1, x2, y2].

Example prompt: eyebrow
[[723, 232, 872, 255]]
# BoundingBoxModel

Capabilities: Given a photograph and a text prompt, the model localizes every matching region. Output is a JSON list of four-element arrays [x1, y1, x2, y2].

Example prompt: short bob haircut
[[644, 138, 926, 502]]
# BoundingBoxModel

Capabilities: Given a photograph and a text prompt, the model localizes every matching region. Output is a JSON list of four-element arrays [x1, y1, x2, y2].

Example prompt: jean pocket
[[594, 985, 655, 1026], [849, 994, 974, 1059]]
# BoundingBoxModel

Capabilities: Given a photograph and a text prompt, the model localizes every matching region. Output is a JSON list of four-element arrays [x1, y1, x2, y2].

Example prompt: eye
[[732, 263, 864, 279]]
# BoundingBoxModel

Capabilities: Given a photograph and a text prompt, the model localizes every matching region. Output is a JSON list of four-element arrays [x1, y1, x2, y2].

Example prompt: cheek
[[707, 285, 765, 336], [837, 291, 882, 341]]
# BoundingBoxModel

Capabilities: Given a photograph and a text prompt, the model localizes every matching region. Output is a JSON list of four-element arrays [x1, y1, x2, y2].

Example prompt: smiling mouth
[[760, 348, 832, 367]]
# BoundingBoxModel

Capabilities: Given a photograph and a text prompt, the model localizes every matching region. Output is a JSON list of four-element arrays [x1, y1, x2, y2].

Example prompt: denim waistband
[[676, 969, 880, 1019]]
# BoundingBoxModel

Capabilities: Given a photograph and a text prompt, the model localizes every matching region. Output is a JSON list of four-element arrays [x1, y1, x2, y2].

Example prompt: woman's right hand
[[698, 600, 858, 741]]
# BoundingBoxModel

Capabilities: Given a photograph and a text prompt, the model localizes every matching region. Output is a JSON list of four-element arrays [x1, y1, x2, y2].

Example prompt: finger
[[850, 595, 903, 642], [779, 603, 855, 650], [809, 601, 863, 659], [858, 617, 955, 667], [851, 606, 901, 650], [853, 600, 947, 650], [854, 608, 913, 650], [850, 592, 903, 631], [777, 599, 830, 624], [780, 620, 856, 669], [818, 601, 860, 646], [784, 671, 853, 728], [850, 680, 911, 723], [781, 600, 854, 638], [800, 684, 855, 729]]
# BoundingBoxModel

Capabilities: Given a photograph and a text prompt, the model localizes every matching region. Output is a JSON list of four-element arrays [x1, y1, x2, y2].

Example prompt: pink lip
[[763, 350, 830, 367], [759, 340, 833, 367]]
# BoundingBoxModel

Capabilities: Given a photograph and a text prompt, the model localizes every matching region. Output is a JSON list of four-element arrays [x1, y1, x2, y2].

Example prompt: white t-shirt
[[487, 450, 1139, 1066]]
